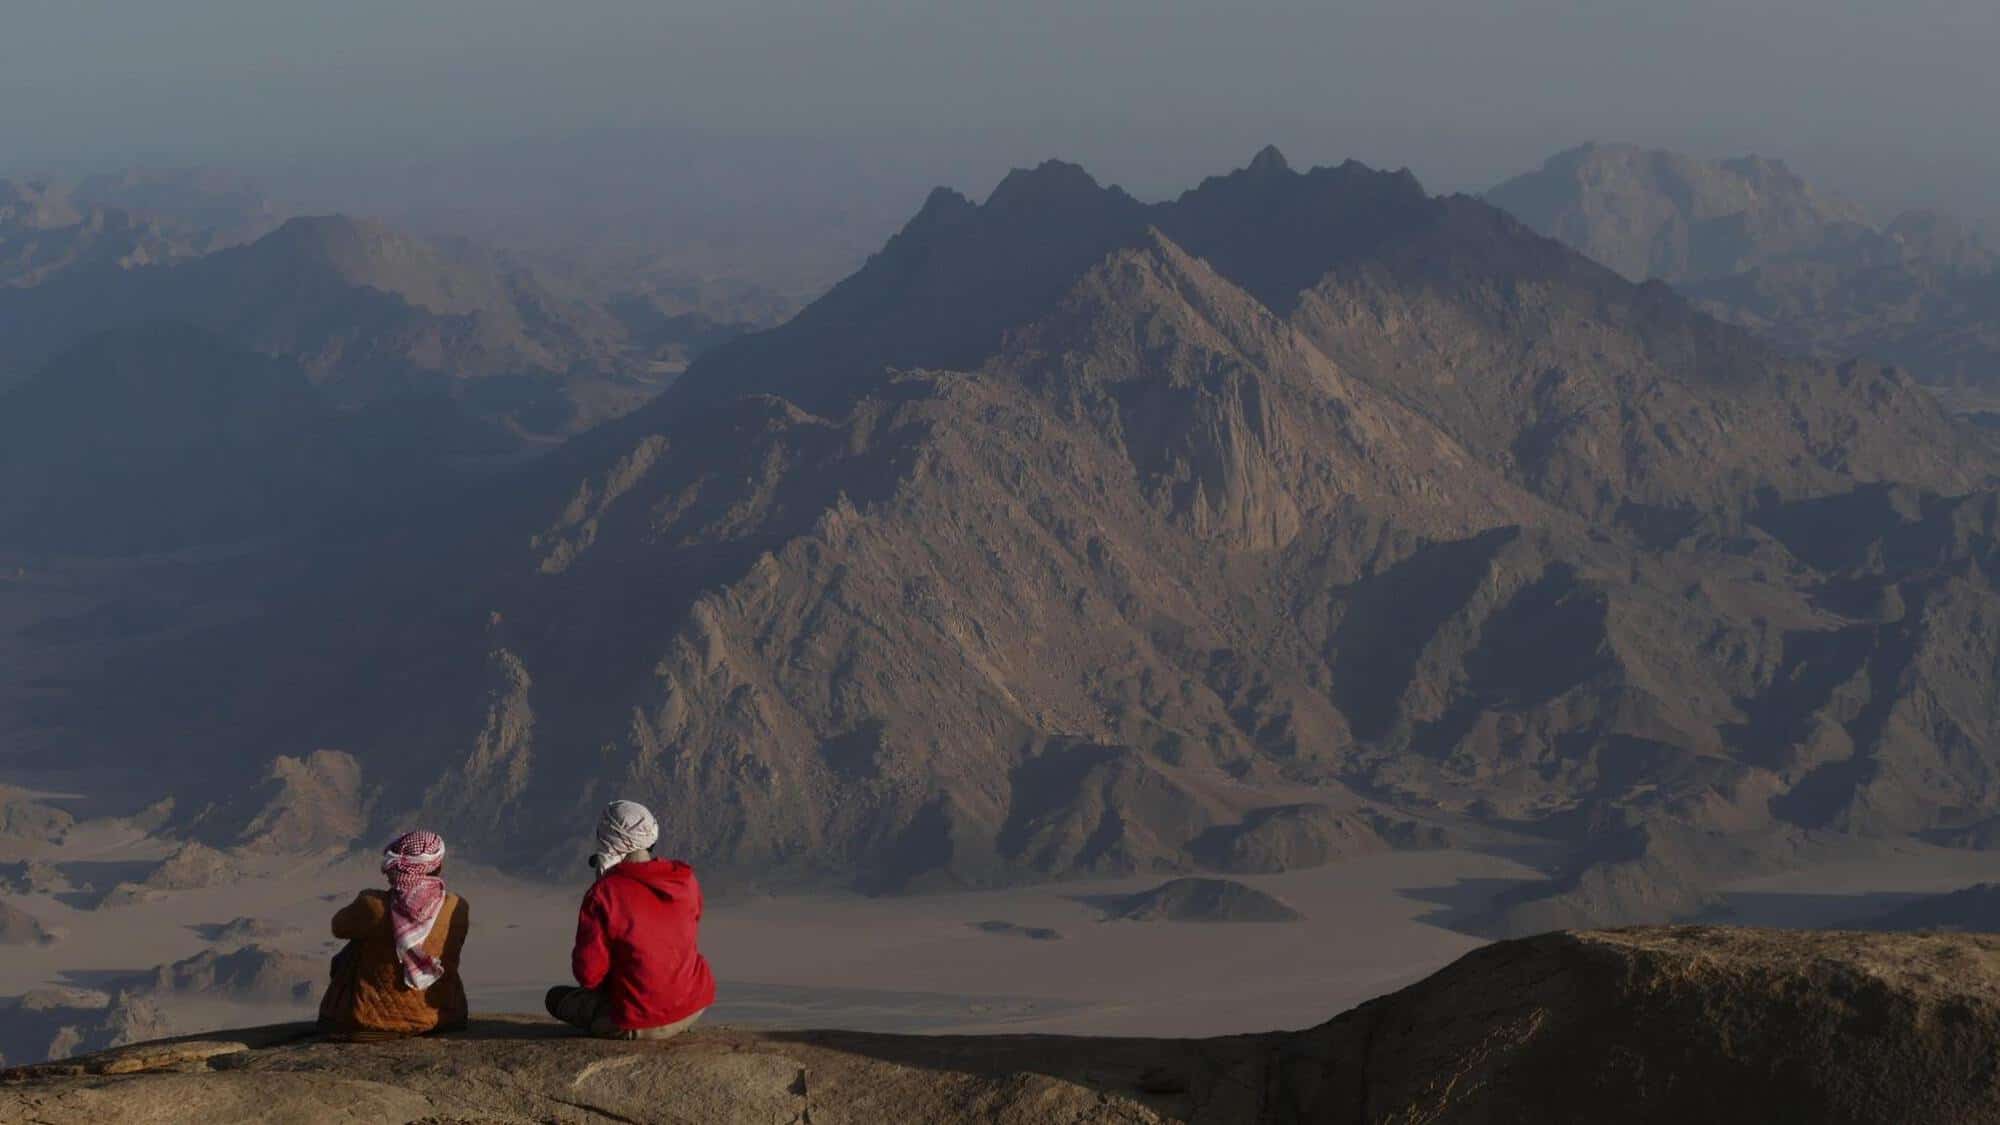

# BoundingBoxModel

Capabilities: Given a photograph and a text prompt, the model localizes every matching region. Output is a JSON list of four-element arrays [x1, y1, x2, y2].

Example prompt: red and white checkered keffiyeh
[[381, 830, 448, 990]]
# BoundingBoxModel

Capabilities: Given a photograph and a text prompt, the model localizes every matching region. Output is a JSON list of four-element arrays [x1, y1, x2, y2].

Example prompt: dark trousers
[[545, 985, 705, 1040]]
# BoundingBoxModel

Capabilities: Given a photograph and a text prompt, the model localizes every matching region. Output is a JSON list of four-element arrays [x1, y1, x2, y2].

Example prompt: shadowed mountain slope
[[0, 324, 502, 552]]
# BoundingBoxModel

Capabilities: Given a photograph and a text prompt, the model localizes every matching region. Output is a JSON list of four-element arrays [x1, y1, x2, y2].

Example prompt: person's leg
[[544, 985, 605, 1031], [605, 1007, 707, 1041]]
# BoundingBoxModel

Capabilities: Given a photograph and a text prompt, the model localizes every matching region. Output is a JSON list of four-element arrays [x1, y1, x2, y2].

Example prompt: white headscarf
[[591, 800, 660, 874]]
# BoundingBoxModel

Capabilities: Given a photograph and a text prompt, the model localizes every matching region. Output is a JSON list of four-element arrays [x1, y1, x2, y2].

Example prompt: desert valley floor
[[13, 804, 2000, 1057]]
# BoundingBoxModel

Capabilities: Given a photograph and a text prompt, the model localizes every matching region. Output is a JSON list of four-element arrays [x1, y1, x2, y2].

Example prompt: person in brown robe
[[318, 831, 471, 1040]]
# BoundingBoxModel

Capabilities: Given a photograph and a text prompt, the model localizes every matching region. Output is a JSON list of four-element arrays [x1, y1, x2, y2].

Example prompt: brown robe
[[317, 889, 470, 1039]]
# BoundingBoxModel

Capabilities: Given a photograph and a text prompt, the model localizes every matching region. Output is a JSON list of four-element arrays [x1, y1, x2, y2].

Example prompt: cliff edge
[[7, 926, 2000, 1123]]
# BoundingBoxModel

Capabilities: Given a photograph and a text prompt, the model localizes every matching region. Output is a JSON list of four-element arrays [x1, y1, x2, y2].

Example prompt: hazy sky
[[5, 0, 1996, 224]]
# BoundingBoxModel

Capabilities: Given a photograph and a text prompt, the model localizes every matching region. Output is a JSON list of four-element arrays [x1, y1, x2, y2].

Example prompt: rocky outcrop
[[0, 900, 54, 946], [1186, 804, 1390, 873], [0, 785, 73, 844], [1104, 877, 1304, 923], [229, 750, 367, 855], [128, 946, 320, 1004], [0, 991, 168, 1072], [0, 858, 68, 895], [96, 842, 244, 908], [7, 928, 2000, 1123], [194, 917, 295, 945]]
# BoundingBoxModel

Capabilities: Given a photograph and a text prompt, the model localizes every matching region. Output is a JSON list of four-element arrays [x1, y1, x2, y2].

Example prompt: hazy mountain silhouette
[[1484, 143, 1884, 283], [69, 167, 285, 247], [0, 212, 749, 444], [0, 179, 218, 287], [49, 151, 2000, 930], [1488, 142, 2000, 393]]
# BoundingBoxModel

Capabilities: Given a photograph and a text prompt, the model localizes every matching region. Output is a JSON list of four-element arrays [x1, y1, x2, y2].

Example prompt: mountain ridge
[[40, 151, 2000, 926]]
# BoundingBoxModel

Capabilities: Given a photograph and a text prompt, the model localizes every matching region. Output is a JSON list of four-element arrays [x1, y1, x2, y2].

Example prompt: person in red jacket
[[545, 800, 717, 1039]]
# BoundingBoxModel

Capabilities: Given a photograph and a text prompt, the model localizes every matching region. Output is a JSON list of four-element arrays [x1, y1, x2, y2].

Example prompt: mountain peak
[[1246, 145, 1292, 175], [902, 185, 978, 234], [259, 213, 390, 252], [984, 160, 1113, 211]]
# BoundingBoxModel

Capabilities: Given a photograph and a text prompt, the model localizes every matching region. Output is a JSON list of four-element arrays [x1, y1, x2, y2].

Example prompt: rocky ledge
[[6, 926, 2000, 1124]]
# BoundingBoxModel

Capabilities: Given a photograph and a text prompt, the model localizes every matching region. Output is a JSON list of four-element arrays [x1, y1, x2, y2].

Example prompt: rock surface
[[7, 927, 2000, 1123]]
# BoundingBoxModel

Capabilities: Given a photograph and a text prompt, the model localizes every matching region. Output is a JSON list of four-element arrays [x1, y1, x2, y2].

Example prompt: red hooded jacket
[[571, 858, 716, 1030]]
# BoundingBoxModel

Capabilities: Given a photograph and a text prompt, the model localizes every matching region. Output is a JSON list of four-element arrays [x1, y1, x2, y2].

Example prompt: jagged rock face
[[65, 152, 2000, 908], [7, 928, 2000, 1124], [1289, 205, 1983, 522], [228, 751, 368, 855]]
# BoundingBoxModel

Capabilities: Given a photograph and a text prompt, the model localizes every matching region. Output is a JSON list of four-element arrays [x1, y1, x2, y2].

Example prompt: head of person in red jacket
[[545, 800, 717, 1038]]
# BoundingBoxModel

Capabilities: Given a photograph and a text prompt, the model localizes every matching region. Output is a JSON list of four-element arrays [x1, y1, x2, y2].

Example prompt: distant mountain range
[[53, 148, 2000, 938], [0, 187, 765, 551], [1, 180, 231, 288], [0, 214, 643, 422], [1488, 142, 2000, 395]]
